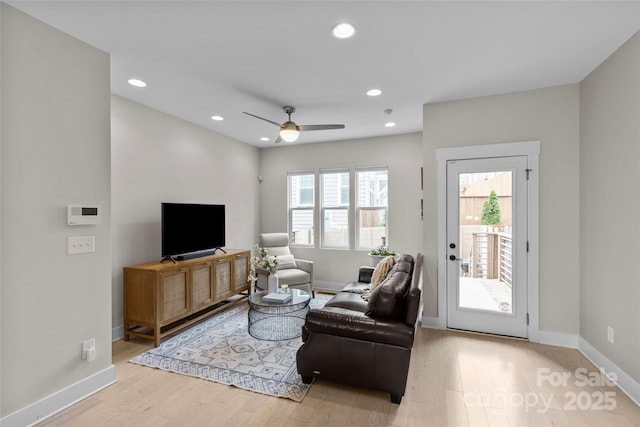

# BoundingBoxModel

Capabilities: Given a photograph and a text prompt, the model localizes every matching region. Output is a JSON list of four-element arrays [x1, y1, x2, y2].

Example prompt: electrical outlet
[[607, 326, 614, 344], [81, 338, 96, 361]]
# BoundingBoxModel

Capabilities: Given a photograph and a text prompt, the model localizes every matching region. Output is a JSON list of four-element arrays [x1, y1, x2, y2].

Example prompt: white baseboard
[[0, 365, 116, 427], [112, 324, 124, 342], [578, 337, 640, 406], [537, 330, 580, 348], [421, 315, 445, 329]]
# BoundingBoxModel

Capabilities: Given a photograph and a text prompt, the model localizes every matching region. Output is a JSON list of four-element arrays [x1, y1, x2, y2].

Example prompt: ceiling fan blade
[[274, 135, 283, 144], [298, 124, 345, 132], [243, 112, 282, 127]]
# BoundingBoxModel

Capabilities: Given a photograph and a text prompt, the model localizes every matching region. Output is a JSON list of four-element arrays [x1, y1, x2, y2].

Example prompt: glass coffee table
[[247, 289, 311, 340]]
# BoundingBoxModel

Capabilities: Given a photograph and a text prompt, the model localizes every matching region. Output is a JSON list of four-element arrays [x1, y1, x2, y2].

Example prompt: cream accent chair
[[256, 233, 315, 297]]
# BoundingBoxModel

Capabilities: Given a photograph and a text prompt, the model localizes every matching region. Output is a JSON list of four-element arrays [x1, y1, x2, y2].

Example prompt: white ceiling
[[7, 1, 640, 147]]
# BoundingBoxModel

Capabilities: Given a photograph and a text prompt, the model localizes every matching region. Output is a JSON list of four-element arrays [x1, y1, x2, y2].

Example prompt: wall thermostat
[[68, 205, 101, 225]]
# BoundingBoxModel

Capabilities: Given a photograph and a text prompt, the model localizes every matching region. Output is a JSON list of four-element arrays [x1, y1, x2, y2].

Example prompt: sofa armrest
[[358, 266, 375, 283], [303, 307, 414, 349]]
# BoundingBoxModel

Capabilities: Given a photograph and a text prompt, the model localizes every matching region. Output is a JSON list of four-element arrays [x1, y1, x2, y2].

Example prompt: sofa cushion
[[341, 281, 370, 294], [365, 270, 410, 319], [275, 268, 310, 286], [324, 291, 368, 313]]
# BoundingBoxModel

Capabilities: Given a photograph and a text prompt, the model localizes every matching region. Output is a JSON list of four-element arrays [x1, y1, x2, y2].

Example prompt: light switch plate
[[67, 236, 95, 255]]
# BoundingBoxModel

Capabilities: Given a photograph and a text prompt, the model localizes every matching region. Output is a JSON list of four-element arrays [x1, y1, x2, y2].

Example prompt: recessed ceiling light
[[332, 23, 356, 39], [385, 122, 396, 128], [127, 78, 147, 88], [366, 89, 382, 97], [260, 137, 270, 141], [210, 115, 224, 121]]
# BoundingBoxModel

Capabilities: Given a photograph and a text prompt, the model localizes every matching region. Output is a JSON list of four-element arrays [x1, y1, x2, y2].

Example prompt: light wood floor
[[39, 328, 640, 426]]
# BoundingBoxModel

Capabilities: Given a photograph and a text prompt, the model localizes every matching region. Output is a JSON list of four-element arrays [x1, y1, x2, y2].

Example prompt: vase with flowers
[[249, 243, 279, 293]]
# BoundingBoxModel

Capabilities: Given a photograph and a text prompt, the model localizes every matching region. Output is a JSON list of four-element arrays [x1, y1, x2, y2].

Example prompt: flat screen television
[[161, 202, 225, 261]]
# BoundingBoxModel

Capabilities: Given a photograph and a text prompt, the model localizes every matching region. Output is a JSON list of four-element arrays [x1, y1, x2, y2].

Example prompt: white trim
[[112, 325, 124, 342], [436, 140, 541, 161], [0, 365, 116, 427], [579, 337, 640, 406], [421, 315, 446, 329], [436, 140, 540, 338], [537, 330, 579, 348], [435, 156, 448, 327], [525, 146, 540, 342]]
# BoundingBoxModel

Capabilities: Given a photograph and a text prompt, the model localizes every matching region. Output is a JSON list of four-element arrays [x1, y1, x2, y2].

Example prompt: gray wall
[[1, 4, 112, 416], [580, 32, 640, 382], [259, 133, 423, 290], [111, 95, 260, 334], [422, 85, 581, 333]]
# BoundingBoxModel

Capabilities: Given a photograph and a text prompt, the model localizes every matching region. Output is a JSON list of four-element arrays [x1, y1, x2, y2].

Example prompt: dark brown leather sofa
[[296, 253, 423, 404]]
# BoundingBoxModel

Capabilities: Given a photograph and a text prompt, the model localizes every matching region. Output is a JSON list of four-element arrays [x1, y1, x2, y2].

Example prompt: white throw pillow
[[276, 254, 297, 270]]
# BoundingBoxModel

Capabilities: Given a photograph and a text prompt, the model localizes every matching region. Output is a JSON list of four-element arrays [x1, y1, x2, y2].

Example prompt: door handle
[[449, 255, 462, 261]]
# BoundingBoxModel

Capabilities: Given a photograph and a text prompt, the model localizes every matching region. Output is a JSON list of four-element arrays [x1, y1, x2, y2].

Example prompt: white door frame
[[434, 141, 540, 342]]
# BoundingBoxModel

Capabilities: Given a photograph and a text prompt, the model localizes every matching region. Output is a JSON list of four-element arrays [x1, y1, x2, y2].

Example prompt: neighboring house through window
[[356, 167, 388, 250], [288, 166, 388, 250], [288, 171, 314, 246], [320, 168, 350, 249]]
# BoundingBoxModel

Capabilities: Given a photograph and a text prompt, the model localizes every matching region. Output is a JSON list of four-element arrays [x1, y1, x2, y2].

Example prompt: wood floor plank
[[37, 327, 640, 426]]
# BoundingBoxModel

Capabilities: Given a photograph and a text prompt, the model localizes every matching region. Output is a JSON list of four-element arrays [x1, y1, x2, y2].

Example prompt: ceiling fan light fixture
[[332, 23, 356, 39], [280, 127, 300, 142]]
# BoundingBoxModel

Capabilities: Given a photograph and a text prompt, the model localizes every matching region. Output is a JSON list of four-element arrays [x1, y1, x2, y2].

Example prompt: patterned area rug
[[130, 297, 328, 402]]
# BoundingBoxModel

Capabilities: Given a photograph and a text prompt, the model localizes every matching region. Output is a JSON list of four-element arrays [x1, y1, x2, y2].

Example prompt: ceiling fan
[[243, 106, 345, 143]]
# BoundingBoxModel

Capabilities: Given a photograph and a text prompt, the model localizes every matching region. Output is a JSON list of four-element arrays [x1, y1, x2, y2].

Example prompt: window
[[288, 166, 389, 250], [356, 167, 388, 250], [320, 169, 350, 249], [288, 172, 315, 246]]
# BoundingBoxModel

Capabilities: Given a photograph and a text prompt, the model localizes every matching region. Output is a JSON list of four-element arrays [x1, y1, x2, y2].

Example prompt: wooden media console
[[123, 249, 250, 346]]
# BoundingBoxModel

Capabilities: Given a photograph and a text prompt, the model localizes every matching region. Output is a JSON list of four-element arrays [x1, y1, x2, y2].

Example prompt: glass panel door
[[446, 156, 528, 338]]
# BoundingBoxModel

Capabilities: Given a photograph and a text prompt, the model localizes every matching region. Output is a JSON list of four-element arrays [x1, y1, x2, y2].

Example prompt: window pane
[[291, 209, 314, 245], [357, 170, 388, 207], [339, 174, 349, 205], [357, 168, 388, 250], [289, 172, 315, 246], [321, 171, 349, 207], [323, 208, 349, 247], [290, 174, 314, 207], [321, 171, 349, 248], [358, 208, 386, 248], [300, 188, 313, 205]]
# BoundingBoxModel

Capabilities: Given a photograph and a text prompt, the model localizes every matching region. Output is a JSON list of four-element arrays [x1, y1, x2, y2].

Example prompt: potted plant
[[368, 243, 396, 266]]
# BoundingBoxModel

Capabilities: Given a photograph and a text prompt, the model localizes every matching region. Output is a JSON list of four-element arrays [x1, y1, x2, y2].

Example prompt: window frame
[[320, 168, 350, 249], [288, 170, 315, 247], [355, 166, 389, 251]]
